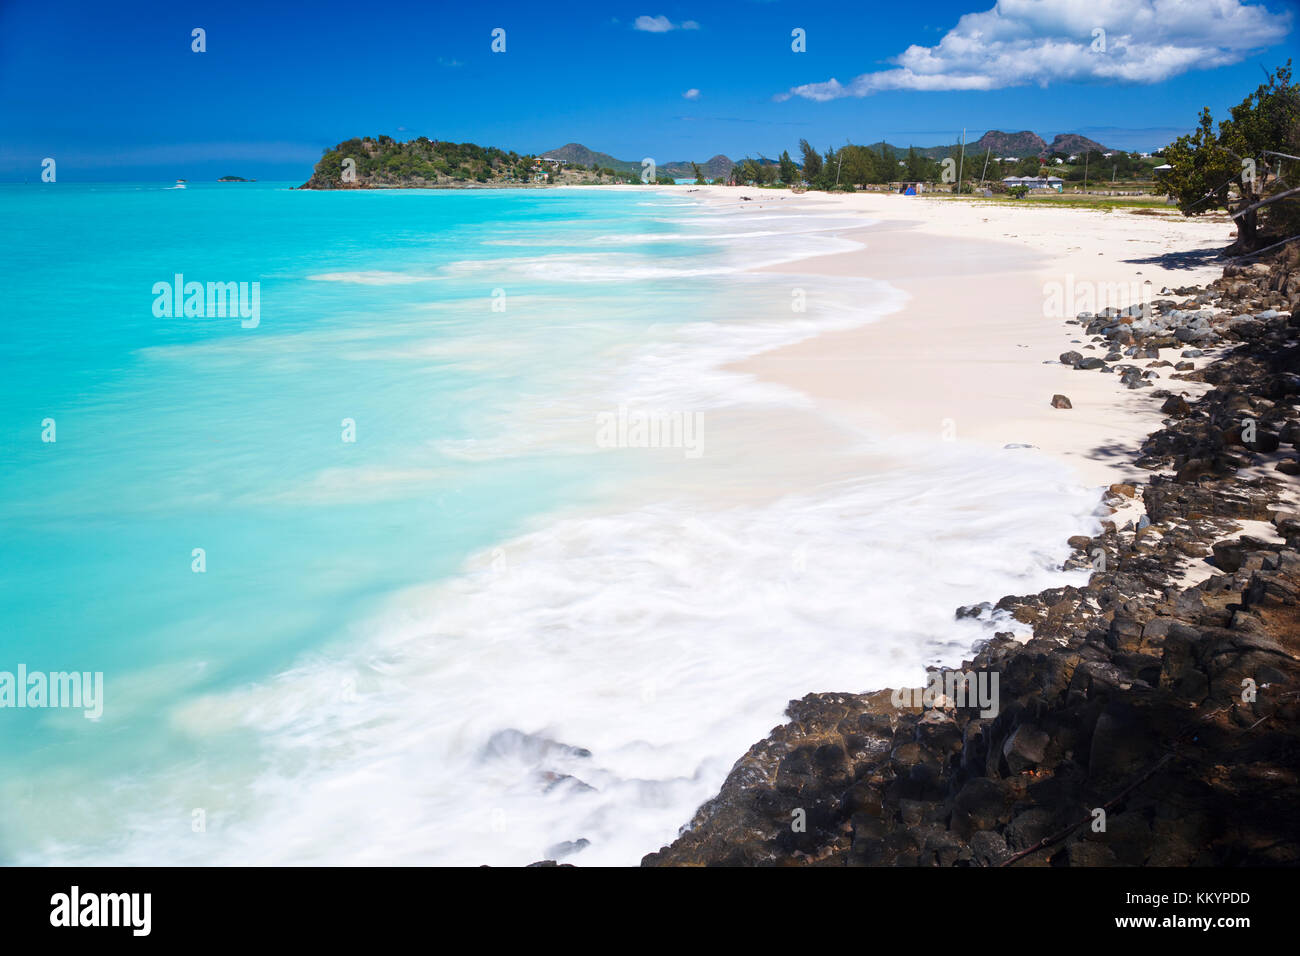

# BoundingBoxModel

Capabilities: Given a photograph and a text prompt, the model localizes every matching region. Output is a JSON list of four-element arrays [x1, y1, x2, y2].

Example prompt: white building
[[1003, 175, 1065, 192]]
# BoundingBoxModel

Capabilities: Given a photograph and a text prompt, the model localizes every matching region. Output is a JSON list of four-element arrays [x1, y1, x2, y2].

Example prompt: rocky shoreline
[[639, 248, 1300, 867]]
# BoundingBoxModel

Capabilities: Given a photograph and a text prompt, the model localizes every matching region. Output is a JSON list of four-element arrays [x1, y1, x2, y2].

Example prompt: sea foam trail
[[35, 436, 1098, 866], [12, 190, 1103, 866], [307, 270, 438, 284]]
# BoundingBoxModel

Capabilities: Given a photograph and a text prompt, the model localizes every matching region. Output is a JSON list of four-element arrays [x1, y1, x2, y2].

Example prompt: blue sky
[[1, 0, 1296, 181]]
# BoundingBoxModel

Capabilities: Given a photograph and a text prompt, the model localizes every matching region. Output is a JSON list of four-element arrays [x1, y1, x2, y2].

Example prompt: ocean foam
[[34, 433, 1097, 866], [307, 271, 438, 285]]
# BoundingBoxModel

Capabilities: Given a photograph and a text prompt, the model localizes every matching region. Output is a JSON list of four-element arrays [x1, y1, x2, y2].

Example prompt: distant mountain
[[863, 132, 1039, 159], [540, 144, 733, 179], [965, 131, 1119, 158], [858, 130, 1118, 162], [1045, 133, 1111, 157], [969, 130, 1048, 158], [539, 143, 639, 174], [665, 154, 734, 179]]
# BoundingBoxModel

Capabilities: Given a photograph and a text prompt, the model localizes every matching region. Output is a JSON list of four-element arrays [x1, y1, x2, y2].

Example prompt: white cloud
[[683, 88, 701, 99], [634, 15, 674, 32], [778, 0, 1292, 101], [634, 14, 700, 32]]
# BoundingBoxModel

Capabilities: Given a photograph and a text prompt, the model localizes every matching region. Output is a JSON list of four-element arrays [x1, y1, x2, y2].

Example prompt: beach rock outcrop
[[644, 544, 1300, 866]]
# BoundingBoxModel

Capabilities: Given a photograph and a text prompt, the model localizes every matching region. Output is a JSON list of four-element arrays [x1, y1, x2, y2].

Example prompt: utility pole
[[979, 146, 991, 187], [1083, 151, 1089, 191], [835, 150, 844, 187], [956, 128, 966, 195]]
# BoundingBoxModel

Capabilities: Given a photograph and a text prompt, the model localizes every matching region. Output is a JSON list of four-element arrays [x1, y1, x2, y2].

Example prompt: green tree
[[692, 161, 704, 185], [798, 139, 822, 182], [733, 157, 763, 185], [778, 150, 797, 184], [1012, 156, 1041, 177], [838, 145, 870, 186], [904, 147, 931, 182], [1161, 62, 1298, 249], [812, 147, 836, 190]]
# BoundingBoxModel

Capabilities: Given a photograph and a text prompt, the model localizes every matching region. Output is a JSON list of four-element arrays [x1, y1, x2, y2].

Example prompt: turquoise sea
[[0, 183, 1099, 864]]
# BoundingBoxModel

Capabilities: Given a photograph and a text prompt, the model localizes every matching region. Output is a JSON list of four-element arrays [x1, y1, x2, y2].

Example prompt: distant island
[[299, 130, 1165, 191], [217, 175, 255, 182], [299, 137, 599, 189], [298, 136, 688, 189]]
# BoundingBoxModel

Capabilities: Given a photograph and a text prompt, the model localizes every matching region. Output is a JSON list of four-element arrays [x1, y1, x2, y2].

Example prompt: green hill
[[300, 135, 536, 188], [537, 143, 639, 174]]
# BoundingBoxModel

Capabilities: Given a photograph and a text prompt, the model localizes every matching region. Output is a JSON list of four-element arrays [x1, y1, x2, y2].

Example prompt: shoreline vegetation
[[298, 63, 1294, 253], [296, 132, 1177, 195]]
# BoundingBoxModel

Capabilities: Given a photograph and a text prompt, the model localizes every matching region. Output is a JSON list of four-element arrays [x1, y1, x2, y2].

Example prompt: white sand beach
[[688, 185, 1234, 489]]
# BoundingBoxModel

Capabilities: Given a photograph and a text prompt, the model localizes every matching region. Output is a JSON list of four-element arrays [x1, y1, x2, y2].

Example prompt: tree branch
[[1231, 184, 1300, 219]]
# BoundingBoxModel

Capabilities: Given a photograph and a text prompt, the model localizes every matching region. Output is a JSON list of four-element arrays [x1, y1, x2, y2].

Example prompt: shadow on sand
[[1121, 247, 1227, 272]]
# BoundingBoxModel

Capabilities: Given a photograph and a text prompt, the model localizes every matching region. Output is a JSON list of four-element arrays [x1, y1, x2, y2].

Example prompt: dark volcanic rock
[[1212, 536, 1276, 572]]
